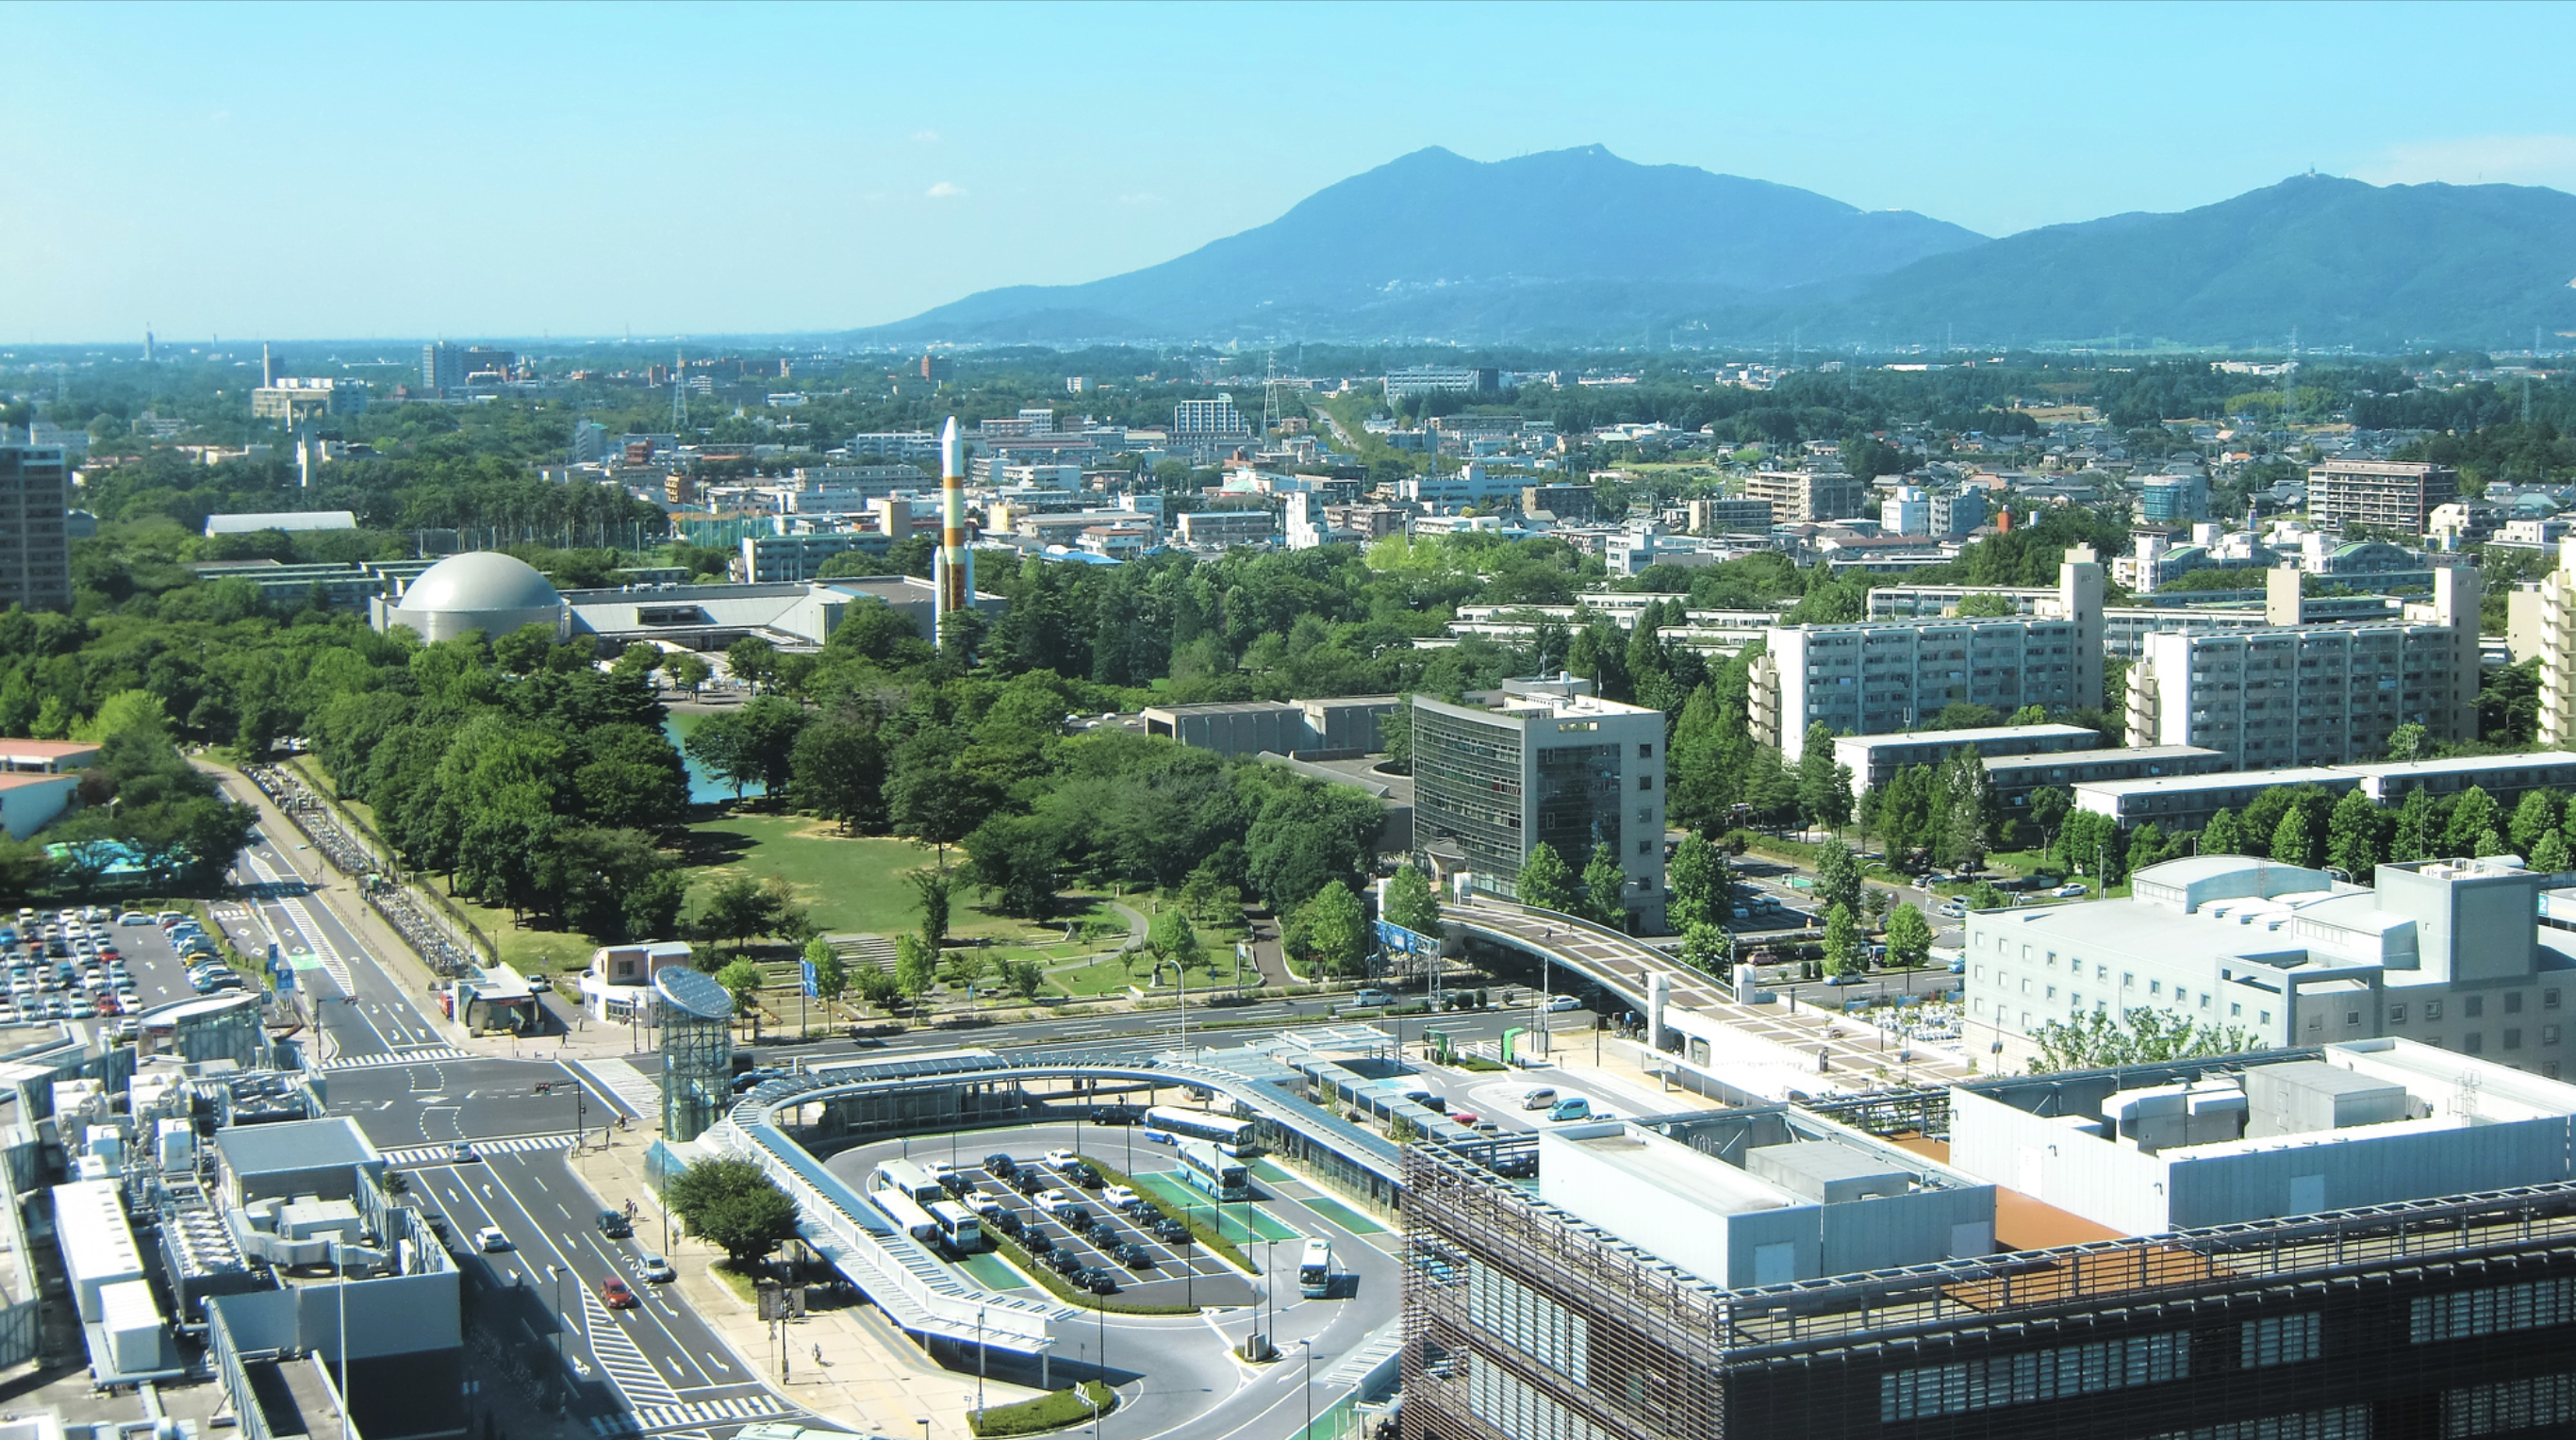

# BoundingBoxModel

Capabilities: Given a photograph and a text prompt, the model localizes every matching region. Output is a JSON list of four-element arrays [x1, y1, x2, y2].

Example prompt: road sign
[[1376, 920, 1436, 955], [800, 959, 817, 998]]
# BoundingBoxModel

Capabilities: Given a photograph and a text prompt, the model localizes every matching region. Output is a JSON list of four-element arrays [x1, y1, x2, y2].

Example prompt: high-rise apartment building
[[2307, 459, 2459, 536], [1742, 470, 1866, 522], [1751, 549, 2105, 762], [2532, 540, 2576, 747], [1171, 395, 1248, 438], [1412, 678, 1667, 930], [0, 443, 72, 611], [2124, 566, 2480, 768]]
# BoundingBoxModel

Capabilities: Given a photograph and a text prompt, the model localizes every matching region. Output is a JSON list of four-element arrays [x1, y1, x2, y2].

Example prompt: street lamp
[[1265, 1237, 1278, 1353], [1299, 1336, 1314, 1440], [547, 1264, 566, 1414], [975, 1306, 987, 1417]]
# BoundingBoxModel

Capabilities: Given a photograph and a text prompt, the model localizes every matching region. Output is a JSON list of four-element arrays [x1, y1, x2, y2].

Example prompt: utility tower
[[670, 347, 686, 430]]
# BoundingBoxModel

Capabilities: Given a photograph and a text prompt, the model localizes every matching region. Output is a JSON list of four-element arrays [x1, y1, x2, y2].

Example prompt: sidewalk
[[561, 1134, 1049, 1436]]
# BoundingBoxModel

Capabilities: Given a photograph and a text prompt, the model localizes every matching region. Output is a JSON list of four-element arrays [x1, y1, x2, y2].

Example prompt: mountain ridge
[[854, 148, 2576, 348]]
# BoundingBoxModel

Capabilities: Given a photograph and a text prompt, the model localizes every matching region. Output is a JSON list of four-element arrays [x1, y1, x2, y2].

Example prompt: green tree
[[1148, 905, 1205, 980], [804, 935, 848, 1007], [908, 866, 952, 950], [666, 651, 713, 697], [1515, 841, 1577, 914], [693, 875, 776, 953], [1955, 592, 2021, 619], [1885, 902, 1934, 969], [1382, 863, 1443, 936], [2027, 786, 2072, 855], [1822, 902, 1861, 977], [1795, 723, 1840, 830], [1296, 880, 1371, 978], [790, 719, 884, 834], [2271, 802, 2317, 869], [2203, 807, 2245, 856], [2326, 787, 2383, 880], [2386, 722, 2430, 762], [1581, 842, 1628, 928], [2535, 830, 2573, 872], [1678, 920, 1731, 975], [2444, 785, 2501, 856], [1664, 834, 1726, 932], [2474, 827, 2509, 859], [1813, 837, 1863, 921], [960, 813, 1062, 920], [894, 933, 937, 998], [725, 635, 781, 693], [2510, 789, 2565, 857], [2391, 786, 2437, 862], [1001, 958, 1045, 1001], [684, 712, 757, 800], [2028, 1006, 2264, 1074], [714, 958, 765, 1020], [664, 1158, 801, 1267]]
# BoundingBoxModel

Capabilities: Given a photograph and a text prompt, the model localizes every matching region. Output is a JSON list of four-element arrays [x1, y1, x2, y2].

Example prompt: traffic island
[[969, 1380, 1115, 1438]]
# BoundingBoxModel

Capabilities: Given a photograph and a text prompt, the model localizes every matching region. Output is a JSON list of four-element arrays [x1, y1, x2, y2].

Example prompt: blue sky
[[8, 1, 2575, 344]]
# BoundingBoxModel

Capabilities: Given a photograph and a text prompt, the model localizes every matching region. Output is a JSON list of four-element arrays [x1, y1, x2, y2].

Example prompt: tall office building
[[0, 443, 72, 611], [421, 342, 464, 394], [2125, 566, 2480, 768], [1751, 548, 2105, 762], [1411, 677, 1667, 931], [2307, 459, 2459, 536]]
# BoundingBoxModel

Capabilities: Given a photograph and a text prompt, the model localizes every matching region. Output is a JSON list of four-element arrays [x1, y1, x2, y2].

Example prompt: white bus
[[1146, 1106, 1257, 1154], [867, 1180, 941, 1245], [1298, 1238, 1334, 1299], [928, 1200, 983, 1255], [1176, 1138, 1249, 1202], [873, 1158, 949, 1206]]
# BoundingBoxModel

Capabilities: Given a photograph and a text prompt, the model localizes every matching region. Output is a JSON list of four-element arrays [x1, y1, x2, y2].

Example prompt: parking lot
[[827, 1123, 1274, 1308], [0, 904, 237, 1033]]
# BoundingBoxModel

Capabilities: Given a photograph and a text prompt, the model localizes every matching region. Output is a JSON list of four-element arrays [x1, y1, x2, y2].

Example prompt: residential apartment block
[[1412, 678, 1666, 931], [2306, 458, 2459, 535], [1742, 470, 1865, 522], [2073, 751, 2576, 833], [2124, 567, 2480, 768], [1172, 509, 1274, 547], [0, 443, 71, 611], [1381, 366, 1499, 403], [1829, 723, 2102, 794], [1751, 549, 2105, 763]]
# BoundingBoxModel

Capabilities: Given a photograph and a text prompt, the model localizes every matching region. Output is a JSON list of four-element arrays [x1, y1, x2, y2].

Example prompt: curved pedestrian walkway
[[1443, 897, 1971, 1099]]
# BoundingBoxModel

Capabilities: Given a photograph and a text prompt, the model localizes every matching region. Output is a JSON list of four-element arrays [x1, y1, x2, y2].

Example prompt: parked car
[[1043, 1148, 1080, 1170], [2052, 884, 2089, 899], [1012, 1170, 1049, 1196], [983, 1152, 1018, 1178], [1447, 1111, 1481, 1129], [1546, 1097, 1594, 1122], [1034, 1189, 1076, 1215], [1352, 987, 1391, 1006], [1519, 1087, 1560, 1110], [1045, 1249, 1082, 1275], [1079, 1267, 1120, 1295], [1064, 1162, 1103, 1190], [1152, 1218, 1191, 1243], [989, 1208, 1025, 1237], [1100, 1184, 1141, 1210], [1021, 1227, 1053, 1254], [964, 1191, 1005, 1217], [598, 1277, 637, 1310]]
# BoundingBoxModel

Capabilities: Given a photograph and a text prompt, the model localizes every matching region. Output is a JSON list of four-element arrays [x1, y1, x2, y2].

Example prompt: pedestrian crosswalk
[[585, 1395, 800, 1435], [383, 1133, 576, 1167], [582, 1287, 681, 1407], [581, 1056, 662, 1118], [320, 1045, 472, 1071]]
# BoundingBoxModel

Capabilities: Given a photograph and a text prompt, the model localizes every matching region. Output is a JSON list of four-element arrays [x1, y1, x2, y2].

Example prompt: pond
[[663, 712, 765, 803]]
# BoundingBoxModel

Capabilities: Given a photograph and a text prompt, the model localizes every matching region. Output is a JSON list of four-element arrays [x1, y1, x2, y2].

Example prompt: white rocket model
[[934, 416, 968, 629]]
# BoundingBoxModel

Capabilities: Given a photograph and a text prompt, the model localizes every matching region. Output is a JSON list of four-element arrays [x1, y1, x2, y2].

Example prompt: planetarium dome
[[372, 551, 567, 642]]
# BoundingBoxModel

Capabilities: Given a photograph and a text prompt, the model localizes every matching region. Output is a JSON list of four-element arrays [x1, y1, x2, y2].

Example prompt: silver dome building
[[371, 551, 567, 642]]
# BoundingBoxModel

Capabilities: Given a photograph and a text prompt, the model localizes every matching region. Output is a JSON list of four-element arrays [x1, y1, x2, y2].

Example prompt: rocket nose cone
[[941, 416, 959, 442]]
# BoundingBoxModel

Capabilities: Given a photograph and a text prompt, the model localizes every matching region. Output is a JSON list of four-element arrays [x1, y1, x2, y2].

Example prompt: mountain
[[1767, 174, 2576, 350], [856, 145, 1988, 343]]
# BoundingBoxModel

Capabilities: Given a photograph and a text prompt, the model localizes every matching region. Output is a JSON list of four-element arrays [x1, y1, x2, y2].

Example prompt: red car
[[598, 1277, 637, 1310]]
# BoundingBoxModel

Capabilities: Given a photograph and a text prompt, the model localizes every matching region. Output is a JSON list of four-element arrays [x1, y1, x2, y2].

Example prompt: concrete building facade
[[1742, 470, 1864, 523], [2306, 458, 2460, 535], [1964, 853, 2576, 1075], [1412, 678, 1666, 930], [2123, 567, 2481, 768], [1752, 549, 2105, 763]]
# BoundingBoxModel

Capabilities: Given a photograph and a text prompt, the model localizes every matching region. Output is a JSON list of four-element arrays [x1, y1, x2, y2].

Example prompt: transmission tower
[[670, 347, 686, 430]]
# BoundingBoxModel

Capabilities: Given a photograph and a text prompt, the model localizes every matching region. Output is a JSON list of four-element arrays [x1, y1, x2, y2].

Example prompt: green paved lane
[[1135, 1170, 1305, 1243], [957, 1251, 1034, 1291], [1298, 1194, 1388, 1235]]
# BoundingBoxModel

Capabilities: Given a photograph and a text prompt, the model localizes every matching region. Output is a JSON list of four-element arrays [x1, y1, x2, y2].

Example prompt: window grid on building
[[2441, 1369, 2576, 1438], [1879, 1332, 2189, 1420], [2240, 1313, 2321, 1368], [2409, 1275, 2576, 1344]]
